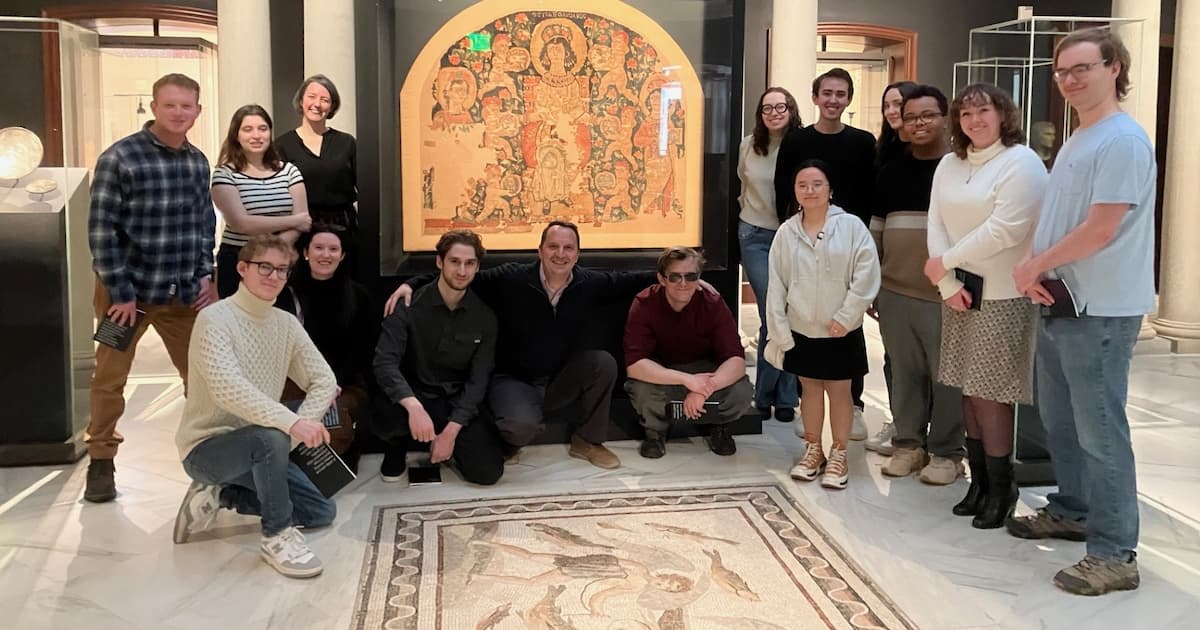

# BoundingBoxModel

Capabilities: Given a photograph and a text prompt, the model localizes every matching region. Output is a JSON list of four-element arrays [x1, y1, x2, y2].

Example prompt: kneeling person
[[173, 234, 338, 579], [372, 230, 505, 485], [624, 247, 753, 457]]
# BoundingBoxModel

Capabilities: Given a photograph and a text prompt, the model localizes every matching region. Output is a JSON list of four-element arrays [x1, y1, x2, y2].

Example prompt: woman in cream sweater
[[765, 159, 880, 490], [925, 83, 1047, 529]]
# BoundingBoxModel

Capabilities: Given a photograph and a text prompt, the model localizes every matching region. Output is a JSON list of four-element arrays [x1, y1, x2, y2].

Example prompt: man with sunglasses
[[623, 247, 752, 458], [1009, 28, 1155, 596], [172, 234, 338, 578]]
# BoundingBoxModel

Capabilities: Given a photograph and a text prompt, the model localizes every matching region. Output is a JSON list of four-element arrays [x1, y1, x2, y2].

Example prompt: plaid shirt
[[88, 123, 215, 305]]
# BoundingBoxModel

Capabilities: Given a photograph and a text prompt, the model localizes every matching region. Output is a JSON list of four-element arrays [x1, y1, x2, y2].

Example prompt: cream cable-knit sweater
[[176, 283, 337, 459]]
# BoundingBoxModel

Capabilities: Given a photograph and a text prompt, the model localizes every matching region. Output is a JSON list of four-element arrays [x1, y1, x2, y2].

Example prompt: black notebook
[[93, 309, 145, 351], [953, 268, 984, 311], [290, 442, 356, 498], [1041, 277, 1080, 318], [667, 400, 720, 421]]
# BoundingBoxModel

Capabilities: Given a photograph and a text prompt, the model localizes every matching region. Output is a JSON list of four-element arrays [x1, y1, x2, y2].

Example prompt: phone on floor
[[408, 465, 442, 485]]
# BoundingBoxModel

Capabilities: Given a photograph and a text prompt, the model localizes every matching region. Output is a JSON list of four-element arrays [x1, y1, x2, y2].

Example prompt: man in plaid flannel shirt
[[84, 73, 217, 503]]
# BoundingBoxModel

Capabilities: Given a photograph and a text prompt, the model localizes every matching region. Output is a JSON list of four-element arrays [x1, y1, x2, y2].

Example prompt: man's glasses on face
[[1051, 60, 1109, 82], [665, 272, 700, 284], [902, 111, 943, 126], [249, 260, 293, 279], [760, 103, 789, 115]]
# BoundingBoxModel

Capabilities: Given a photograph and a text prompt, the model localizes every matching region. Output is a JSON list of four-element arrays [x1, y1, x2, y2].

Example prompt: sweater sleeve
[[736, 135, 752, 210], [833, 224, 882, 329], [765, 227, 794, 351], [285, 317, 338, 422], [191, 313, 299, 434], [940, 151, 1047, 272], [926, 159, 964, 298]]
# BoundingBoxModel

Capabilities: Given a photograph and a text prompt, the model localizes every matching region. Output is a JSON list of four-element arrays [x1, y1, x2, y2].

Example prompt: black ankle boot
[[953, 438, 988, 516], [973, 455, 1018, 529]]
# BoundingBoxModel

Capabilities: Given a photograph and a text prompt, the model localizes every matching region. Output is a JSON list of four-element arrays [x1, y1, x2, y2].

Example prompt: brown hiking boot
[[1005, 508, 1087, 541], [84, 458, 117, 503], [569, 435, 620, 469], [1054, 554, 1139, 596]]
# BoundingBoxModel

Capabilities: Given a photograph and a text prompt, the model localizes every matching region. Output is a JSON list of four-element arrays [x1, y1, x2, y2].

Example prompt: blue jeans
[[1036, 315, 1140, 560], [738, 220, 799, 410], [182, 425, 337, 537]]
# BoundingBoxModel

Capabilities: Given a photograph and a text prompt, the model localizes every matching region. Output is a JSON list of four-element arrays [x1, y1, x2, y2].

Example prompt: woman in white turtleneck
[[737, 87, 803, 422], [925, 83, 1047, 530]]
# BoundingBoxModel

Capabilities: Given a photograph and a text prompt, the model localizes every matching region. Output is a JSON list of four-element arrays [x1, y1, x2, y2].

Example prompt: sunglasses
[[665, 272, 700, 284]]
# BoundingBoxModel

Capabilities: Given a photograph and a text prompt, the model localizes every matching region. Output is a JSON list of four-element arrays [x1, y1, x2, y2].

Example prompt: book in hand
[[667, 399, 720, 421], [284, 399, 340, 429], [92, 309, 145, 351], [1040, 277, 1080, 318], [289, 442, 356, 498], [953, 268, 984, 311]]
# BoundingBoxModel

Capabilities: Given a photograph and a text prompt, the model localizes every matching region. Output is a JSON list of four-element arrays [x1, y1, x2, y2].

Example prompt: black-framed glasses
[[665, 272, 700, 284], [902, 111, 943, 126], [248, 260, 293, 279], [760, 103, 789, 115], [1051, 60, 1109, 82]]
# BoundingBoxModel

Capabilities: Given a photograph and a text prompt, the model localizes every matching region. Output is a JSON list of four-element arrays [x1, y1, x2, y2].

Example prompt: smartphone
[[408, 465, 442, 485]]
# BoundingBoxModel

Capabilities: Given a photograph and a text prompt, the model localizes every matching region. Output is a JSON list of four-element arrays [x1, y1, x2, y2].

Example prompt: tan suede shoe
[[569, 435, 620, 469]]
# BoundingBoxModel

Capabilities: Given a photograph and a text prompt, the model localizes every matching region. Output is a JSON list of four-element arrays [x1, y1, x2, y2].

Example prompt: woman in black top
[[275, 75, 359, 234], [875, 81, 918, 168], [277, 224, 375, 462]]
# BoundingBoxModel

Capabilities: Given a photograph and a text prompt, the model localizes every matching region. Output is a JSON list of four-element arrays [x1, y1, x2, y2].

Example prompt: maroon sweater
[[623, 285, 743, 367]]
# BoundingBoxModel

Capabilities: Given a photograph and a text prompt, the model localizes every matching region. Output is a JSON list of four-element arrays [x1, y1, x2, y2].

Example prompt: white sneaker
[[172, 481, 220, 544], [865, 422, 896, 455], [850, 407, 868, 441], [821, 447, 849, 490], [789, 442, 826, 481], [261, 526, 324, 578]]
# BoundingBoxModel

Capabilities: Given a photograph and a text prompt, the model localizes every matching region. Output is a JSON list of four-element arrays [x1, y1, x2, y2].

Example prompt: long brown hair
[[752, 87, 802, 156], [217, 104, 283, 172], [876, 81, 918, 165], [948, 83, 1025, 159]]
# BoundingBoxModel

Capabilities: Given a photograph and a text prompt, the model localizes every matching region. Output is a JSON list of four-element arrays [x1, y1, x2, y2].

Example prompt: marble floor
[[2, 322, 1199, 630]]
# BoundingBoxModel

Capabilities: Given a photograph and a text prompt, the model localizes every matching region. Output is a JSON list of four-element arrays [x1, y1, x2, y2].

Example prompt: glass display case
[[0, 17, 101, 465], [954, 15, 1144, 168]]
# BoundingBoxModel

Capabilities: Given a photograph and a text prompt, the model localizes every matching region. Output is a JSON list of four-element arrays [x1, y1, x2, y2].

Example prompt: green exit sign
[[467, 32, 491, 51]]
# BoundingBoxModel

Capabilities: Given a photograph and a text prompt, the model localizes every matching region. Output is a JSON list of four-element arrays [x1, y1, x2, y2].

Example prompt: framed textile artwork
[[398, 0, 704, 251]]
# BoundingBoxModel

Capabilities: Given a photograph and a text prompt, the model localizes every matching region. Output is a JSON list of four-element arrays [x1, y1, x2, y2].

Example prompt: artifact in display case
[[0, 18, 101, 466], [398, 0, 704, 252], [953, 15, 1144, 171]]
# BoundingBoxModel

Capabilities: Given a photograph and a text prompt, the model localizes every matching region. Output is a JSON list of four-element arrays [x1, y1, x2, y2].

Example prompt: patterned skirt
[[938, 297, 1036, 405]]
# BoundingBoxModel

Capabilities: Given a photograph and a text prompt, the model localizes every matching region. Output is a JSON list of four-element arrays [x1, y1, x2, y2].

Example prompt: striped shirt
[[212, 163, 303, 246], [88, 122, 215, 305]]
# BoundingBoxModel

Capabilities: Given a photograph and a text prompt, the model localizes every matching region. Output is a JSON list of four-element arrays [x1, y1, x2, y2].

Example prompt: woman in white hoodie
[[765, 159, 880, 489]]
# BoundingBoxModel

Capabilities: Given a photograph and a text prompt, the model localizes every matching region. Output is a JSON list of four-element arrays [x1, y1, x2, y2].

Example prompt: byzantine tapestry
[[398, 0, 704, 251]]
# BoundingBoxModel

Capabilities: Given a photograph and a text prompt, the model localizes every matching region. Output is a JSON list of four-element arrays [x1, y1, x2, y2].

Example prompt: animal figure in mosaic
[[704, 549, 760, 602], [475, 602, 513, 630], [645, 522, 739, 546]]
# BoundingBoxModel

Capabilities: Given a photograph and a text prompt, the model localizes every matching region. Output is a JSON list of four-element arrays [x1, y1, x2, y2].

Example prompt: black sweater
[[275, 129, 358, 211], [407, 262, 655, 379], [277, 270, 376, 386], [773, 124, 877, 225]]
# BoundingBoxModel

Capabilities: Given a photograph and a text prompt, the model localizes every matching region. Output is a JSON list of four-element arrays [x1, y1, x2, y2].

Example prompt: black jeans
[[489, 350, 618, 446], [371, 396, 505, 485]]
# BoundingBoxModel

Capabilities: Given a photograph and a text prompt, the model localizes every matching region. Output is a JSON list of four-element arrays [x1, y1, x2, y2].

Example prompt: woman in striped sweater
[[212, 105, 312, 297]]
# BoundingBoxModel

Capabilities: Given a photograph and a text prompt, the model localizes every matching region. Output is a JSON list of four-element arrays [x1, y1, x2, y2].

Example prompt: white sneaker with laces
[[821, 447, 850, 489], [173, 481, 221, 544], [261, 526, 324, 578], [865, 422, 896, 455], [850, 407, 868, 441], [789, 442, 826, 481]]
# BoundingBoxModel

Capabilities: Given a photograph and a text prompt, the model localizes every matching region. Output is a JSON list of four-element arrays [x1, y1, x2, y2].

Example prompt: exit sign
[[467, 32, 491, 51]]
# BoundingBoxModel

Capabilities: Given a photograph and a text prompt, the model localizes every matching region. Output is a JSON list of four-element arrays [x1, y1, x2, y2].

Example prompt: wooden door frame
[[39, 4, 217, 166], [817, 22, 918, 82]]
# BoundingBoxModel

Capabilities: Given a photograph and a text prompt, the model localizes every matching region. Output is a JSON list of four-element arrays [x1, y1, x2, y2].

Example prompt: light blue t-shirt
[[1031, 112, 1156, 317]]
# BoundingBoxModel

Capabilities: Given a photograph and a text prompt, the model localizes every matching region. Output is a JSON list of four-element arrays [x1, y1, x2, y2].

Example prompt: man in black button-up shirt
[[372, 230, 504, 485]]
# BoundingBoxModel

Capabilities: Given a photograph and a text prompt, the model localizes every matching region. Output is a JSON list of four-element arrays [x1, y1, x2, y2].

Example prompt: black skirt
[[782, 327, 869, 381]]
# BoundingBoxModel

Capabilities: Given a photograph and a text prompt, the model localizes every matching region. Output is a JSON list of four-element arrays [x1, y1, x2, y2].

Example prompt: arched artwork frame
[[398, 0, 704, 251]]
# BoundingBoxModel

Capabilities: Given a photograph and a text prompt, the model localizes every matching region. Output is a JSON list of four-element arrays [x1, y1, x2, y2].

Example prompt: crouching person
[[172, 234, 338, 579], [624, 247, 753, 458]]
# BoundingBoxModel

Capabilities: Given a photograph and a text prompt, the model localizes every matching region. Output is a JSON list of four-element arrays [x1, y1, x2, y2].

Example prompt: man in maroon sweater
[[623, 247, 753, 458]]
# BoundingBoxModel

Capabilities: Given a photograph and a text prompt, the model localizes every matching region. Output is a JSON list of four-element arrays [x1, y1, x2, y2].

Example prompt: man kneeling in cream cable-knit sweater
[[172, 233, 339, 578]]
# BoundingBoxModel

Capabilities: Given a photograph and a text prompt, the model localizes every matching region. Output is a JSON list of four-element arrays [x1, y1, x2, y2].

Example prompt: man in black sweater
[[772, 67, 878, 439], [384, 221, 657, 469]]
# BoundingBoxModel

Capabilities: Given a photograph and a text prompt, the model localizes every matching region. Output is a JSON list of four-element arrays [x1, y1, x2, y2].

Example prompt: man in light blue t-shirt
[[1009, 28, 1155, 597]]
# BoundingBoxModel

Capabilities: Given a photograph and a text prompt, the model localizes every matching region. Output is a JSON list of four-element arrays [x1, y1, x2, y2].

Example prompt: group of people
[[82, 26, 1152, 595], [738, 28, 1154, 596]]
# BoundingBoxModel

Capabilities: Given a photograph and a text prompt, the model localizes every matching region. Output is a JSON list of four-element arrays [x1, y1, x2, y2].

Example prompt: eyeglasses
[[248, 260, 293, 279], [902, 112, 943, 126], [665, 272, 700, 284], [760, 103, 789, 115], [795, 182, 828, 193], [1051, 60, 1109, 82]]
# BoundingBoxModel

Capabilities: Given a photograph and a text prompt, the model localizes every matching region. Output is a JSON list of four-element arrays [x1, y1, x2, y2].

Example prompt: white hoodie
[[764, 204, 880, 365]]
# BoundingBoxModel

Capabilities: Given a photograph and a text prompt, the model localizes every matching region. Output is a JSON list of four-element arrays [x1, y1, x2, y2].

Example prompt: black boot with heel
[[953, 438, 987, 516], [973, 454, 1018, 529]]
